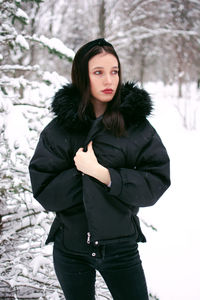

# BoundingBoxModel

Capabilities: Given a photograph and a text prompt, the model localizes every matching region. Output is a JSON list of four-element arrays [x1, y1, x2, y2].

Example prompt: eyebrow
[[92, 66, 119, 70]]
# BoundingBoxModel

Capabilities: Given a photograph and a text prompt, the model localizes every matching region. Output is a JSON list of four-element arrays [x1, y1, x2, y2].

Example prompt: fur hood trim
[[52, 82, 153, 130]]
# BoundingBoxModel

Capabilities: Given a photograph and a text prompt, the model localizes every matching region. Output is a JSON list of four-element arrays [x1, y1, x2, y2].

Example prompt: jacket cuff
[[107, 168, 122, 197]]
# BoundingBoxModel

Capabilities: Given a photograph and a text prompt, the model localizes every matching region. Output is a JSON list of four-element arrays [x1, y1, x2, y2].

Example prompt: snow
[[15, 8, 29, 24], [39, 35, 75, 59], [0, 64, 39, 71], [4, 104, 30, 153], [30, 256, 52, 276], [42, 71, 68, 86], [16, 34, 29, 50], [49, 292, 60, 300], [138, 82, 200, 300]]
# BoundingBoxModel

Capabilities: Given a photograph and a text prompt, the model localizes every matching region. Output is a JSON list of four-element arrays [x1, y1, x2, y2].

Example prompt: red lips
[[102, 89, 113, 94]]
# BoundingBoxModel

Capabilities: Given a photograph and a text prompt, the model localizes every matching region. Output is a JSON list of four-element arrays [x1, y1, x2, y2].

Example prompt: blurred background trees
[[1, 0, 199, 89], [0, 0, 200, 299]]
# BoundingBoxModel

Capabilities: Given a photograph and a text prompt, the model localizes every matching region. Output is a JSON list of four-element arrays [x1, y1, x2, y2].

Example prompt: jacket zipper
[[87, 232, 91, 244]]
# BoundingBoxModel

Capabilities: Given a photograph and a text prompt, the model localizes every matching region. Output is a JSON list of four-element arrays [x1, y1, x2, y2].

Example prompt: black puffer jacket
[[29, 82, 170, 251]]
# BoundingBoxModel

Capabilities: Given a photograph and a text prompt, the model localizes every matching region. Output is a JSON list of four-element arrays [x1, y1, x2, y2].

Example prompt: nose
[[104, 74, 112, 85]]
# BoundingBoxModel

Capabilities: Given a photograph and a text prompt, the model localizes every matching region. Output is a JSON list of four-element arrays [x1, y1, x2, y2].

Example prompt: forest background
[[0, 0, 200, 299]]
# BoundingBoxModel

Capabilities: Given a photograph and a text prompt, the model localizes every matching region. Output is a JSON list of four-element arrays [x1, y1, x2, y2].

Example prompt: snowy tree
[[0, 1, 73, 298], [102, 0, 200, 128], [167, 0, 200, 128], [102, 0, 200, 85]]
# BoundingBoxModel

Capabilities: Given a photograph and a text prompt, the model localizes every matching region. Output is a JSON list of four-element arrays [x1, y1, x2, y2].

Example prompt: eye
[[112, 70, 119, 75], [94, 70, 102, 75]]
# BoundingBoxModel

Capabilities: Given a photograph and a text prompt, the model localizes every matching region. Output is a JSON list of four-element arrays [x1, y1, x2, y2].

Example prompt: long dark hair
[[71, 38, 125, 136]]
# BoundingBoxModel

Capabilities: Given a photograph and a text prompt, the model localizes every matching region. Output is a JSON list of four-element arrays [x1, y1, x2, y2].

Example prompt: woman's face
[[88, 52, 119, 105]]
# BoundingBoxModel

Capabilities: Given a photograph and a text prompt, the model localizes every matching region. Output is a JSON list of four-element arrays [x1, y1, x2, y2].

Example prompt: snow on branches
[[0, 1, 71, 298], [28, 35, 75, 61]]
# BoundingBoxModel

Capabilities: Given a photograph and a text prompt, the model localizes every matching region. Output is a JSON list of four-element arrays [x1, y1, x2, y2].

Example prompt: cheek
[[90, 77, 99, 89], [90, 79, 98, 96], [114, 76, 119, 87]]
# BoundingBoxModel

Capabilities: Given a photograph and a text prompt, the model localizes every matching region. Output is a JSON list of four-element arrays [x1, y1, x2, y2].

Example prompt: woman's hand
[[74, 141, 111, 186], [74, 141, 98, 174]]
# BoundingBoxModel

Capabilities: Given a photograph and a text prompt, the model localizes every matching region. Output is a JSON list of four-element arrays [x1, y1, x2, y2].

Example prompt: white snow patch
[[43, 71, 68, 87], [30, 255, 52, 276], [15, 8, 29, 23], [16, 34, 29, 50], [49, 291, 60, 300], [138, 81, 200, 300], [4, 105, 30, 153], [39, 35, 75, 58]]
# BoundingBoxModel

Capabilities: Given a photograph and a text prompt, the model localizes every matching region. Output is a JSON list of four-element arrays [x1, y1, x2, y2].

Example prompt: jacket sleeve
[[29, 130, 82, 212], [107, 131, 170, 207]]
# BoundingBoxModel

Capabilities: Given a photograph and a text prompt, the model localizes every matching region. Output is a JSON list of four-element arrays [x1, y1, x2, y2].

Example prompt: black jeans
[[53, 228, 149, 300]]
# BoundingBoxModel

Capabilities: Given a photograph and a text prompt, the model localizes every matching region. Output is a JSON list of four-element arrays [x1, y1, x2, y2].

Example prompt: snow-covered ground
[[139, 82, 200, 300]]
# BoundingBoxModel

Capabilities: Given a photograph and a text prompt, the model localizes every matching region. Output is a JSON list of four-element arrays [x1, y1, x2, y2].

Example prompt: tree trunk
[[139, 55, 145, 87], [99, 0, 105, 37], [178, 76, 182, 98]]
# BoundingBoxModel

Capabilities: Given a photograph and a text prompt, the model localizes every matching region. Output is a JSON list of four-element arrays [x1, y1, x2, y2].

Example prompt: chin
[[92, 94, 114, 104], [101, 95, 114, 102], [101, 98, 113, 103]]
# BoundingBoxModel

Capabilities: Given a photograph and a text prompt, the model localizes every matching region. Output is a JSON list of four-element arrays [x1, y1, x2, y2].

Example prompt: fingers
[[74, 148, 83, 165], [87, 141, 93, 152], [75, 141, 93, 156], [88, 140, 93, 148], [76, 147, 84, 154]]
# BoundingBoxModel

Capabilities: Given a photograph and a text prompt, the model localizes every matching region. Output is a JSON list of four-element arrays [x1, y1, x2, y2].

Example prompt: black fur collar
[[52, 82, 153, 131]]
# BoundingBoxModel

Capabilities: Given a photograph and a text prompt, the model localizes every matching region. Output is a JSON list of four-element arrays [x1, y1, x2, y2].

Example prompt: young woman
[[29, 38, 170, 300]]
